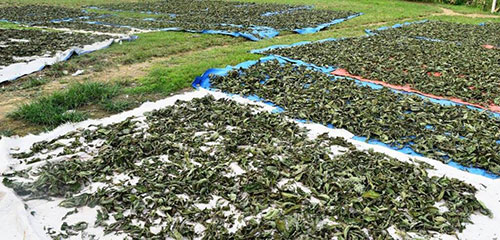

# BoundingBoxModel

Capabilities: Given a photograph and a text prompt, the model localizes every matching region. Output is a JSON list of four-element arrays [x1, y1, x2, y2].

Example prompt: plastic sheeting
[[183, 25, 280, 41], [193, 55, 336, 90], [80, 19, 279, 41], [193, 56, 286, 113], [332, 68, 500, 114], [251, 36, 500, 115], [350, 135, 499, 179], [2, 89, 500, 239], [364, 20, 428, 35], [80, 7, 362, 41], [294, 13, 363, 34], [194, 53, 500, 118], [3, 7, 361, 41], [193, 56, 500, 179], [365, 20, 496, 48], [0, 35, 136, 83]]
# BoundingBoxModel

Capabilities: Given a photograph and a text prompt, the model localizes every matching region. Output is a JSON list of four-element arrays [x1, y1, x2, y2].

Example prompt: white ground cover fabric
[[0, 34, 133, 83], [0, 89, 498, 239]]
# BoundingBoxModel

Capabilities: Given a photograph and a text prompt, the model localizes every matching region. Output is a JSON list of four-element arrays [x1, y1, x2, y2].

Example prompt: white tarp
[[0, 89, 499, 239], [0, 35, 134, 83]]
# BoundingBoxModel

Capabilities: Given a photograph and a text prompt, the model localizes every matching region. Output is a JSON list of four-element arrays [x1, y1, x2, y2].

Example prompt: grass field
[[1, 0, 499, 136]]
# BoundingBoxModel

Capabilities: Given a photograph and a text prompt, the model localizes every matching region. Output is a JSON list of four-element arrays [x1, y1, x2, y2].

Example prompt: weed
[[21, 77, 49, 89], [100, 99, 133, 113], [9, 82, 120, 126]]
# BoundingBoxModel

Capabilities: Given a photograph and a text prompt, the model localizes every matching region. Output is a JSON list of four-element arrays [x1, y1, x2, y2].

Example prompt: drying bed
[[262, 34, 500, 109], [208, 60, 500, 175], [42, 21, 132, 34], [0, 5, 88, 24], [368, 21, 500, 48], [0, 28, 110, 66], [0, 1, 359, 40], [0, 28, 130, 83], [1, 95, 490, 239], [93, 0, 357, 32], [0, 5, 135, 34]]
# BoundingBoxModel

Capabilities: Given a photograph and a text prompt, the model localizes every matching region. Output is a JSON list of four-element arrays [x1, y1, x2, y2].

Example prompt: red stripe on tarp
[[482, 44, 498, 49], [331, 68, 500, 113]]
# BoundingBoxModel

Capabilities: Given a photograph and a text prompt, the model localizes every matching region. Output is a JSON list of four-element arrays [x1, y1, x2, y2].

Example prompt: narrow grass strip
[[9, 82, 120, 127]]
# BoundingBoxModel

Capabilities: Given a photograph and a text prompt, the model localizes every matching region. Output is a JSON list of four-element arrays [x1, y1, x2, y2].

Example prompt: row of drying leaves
[[3, 97, 489, 239], [370, 21, 500, 47], [0, 1, 356, 36], [93, 0, 356, 30], [264, 23, 500, 106], [0, 28, 109, 66], [210, 60, 500, 174]]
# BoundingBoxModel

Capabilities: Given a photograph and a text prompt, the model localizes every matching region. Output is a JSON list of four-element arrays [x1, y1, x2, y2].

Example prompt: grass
[[0, 21, 47, 30], [100, 99, 133, 113], [2, 0, 500, 135], [442, 3, 499, 14], [22, 77, 49, 89], [0, 129, 14, 137], [130, 21, 387, 96], [428, 14, 500, 23], [86, 8, 161, 19], [38, 31, 238, 79], [9, 82, 121, 127]]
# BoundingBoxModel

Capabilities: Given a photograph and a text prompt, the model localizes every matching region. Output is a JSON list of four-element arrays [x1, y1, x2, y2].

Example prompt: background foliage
[[407, 0, 495, 11]]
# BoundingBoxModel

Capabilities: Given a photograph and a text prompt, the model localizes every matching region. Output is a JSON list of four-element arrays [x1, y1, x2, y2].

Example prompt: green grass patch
[[40, 31, 237, 78], [21, 77, 49, 89], [0, 21, 25, 29], [130, 24, 369, 95], [100, 99, 133, 113], [428, 14, 500, 23], [85, 8, 161, 19], [0, 129, 14, 137], [0, 21, 49, 30], [440, 3, 499, 14], [9, 82, 121, 127]]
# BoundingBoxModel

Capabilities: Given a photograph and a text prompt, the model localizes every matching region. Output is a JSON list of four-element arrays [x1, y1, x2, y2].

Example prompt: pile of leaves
[[0, 1, 357, 37], [93, 0, 357, 31], [263, 34, 500, 106], [0, 5, 88, 24], [2, 96, 489, 239], [209, 60, 500, 174], [0, 5, 132, 33], [370, 21, 500, 47], [41, 21, 132, 34], [0, 28, 110, 66]]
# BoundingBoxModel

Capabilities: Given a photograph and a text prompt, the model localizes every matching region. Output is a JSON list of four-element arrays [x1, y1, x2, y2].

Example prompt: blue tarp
[[2, 6, 361, 41], [182, 12, 363, 40], [81, 7, 362, 41], [250, 37, 500, 119], [251, 37, 352, 54], [193, 55, 499, 179], [193, 56, 286, 113], [351, 135, 499, 179], [81, 19, 280, 41], [0, 19, 21, 24], [364, 20, 428, 35], [365, 20, 492, 45], [294, 13, 364, 34]]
